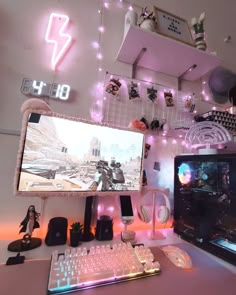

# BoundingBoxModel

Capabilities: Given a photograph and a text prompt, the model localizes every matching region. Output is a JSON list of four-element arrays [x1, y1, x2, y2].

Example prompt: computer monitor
[[14, 111, 145, 197]]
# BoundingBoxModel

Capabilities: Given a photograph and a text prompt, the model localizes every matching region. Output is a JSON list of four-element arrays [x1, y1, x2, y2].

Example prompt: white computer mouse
[[161, 245, 192, 269]]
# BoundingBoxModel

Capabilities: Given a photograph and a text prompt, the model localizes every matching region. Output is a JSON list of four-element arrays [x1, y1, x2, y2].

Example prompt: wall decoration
[[153, 161, 160, 171], [140, 116, 149, 129], [105, 78, 122, 97], [144, 143, 151, 159], [150, 118, 160, 130], [128, 81, 140, 100], [164, 91, 174, 107], [102, 72, 197, 137], [185, 121, 232, 150], [45, 13, 72, 70], [153, 6, 194, 46], [208, 67, 236, 104], [139, 7, 157, 32], [147, 86, 158, 102], [21, 78, 71, 100], [128, 119, 147, 131], [191, 12, 207, 51], [184, 96, 195, 112]]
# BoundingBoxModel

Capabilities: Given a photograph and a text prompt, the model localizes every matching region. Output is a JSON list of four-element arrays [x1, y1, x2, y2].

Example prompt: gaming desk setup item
[[6, 100, 236, 293], [174, 153, 236, 266]]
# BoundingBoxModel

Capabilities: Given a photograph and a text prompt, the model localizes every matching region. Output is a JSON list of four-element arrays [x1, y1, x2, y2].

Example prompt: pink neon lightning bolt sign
[[45, 13, 72, 70]]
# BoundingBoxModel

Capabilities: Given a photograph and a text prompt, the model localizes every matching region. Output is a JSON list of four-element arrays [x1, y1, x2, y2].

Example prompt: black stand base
[[81, 232, 95, 242], [6, 254, 25, 265], [8, 238, 42, 252]]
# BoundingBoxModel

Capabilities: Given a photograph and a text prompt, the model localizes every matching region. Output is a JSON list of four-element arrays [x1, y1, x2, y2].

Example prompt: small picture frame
[[153, 6, 194, 46]]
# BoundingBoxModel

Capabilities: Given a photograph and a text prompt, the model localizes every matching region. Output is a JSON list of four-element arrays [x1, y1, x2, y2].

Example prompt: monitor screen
[[15, 112, 145, 196]]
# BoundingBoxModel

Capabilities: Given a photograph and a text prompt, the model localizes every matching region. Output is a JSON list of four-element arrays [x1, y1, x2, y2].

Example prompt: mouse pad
[[149, 243, 236, 295], [0, 242, 235, 295]]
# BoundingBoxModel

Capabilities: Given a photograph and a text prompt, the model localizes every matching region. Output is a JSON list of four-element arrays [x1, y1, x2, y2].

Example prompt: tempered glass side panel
[[174, 154, 236, 265]]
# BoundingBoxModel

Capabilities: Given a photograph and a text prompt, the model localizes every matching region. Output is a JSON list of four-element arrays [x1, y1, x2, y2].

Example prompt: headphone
[[137, 188, 171, 224]]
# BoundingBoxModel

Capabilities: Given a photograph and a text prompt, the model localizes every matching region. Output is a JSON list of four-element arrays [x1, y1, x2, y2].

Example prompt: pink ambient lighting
[[162, 139, 167, 144], [91, 41, 100, 49], [45, 13, 72, 70], [98, 26, 105, 33], [96, 52, 103, 60], [107, 206, 115, 213]]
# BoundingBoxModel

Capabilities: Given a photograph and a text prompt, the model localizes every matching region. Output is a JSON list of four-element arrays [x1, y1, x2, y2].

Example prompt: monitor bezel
[[14, 110, 145, 197]]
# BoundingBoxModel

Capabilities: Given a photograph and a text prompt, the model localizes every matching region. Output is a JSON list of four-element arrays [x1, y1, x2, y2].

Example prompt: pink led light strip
[[45, 13, 72, 70]]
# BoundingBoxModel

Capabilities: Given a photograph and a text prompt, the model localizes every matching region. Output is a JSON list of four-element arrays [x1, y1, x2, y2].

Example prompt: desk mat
[[0, 243, 235, 295]]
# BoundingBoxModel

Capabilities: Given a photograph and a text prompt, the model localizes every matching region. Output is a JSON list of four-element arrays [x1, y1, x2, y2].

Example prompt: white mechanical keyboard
[[48, 243, 161, 294]]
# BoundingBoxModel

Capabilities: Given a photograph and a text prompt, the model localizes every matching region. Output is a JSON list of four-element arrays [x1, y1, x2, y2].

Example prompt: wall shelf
[[117, 25, 221, 81]]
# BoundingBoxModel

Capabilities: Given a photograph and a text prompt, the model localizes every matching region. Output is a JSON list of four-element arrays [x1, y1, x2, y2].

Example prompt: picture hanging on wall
[[164, 91, 174, 107], [102, 72, 196, 132], [105, 78, 122, 97], [184, 96, 195, 112], [147, 86, 158, 102], [128, 81, 140, 100], [144, 143, 151, 159]]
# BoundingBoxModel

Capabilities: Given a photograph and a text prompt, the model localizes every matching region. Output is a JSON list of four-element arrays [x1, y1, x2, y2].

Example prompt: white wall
[[1, 0, 236, 239]]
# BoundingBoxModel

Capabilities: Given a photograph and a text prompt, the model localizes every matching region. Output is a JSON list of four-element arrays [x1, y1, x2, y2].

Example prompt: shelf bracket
[[131, 47, 147, 79], [177, 64, 197, 90]]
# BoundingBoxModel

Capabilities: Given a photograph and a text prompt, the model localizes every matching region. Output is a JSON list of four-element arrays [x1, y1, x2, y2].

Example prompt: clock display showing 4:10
[[21, 78, 71, 100]]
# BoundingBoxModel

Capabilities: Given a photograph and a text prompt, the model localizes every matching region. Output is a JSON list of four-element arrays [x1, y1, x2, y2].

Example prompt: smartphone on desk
[[119, 195, 134, 224]]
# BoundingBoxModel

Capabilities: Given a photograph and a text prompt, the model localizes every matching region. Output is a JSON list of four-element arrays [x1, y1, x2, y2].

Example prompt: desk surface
[[1, 229, 236, 295], [0, 229, 178, 264]]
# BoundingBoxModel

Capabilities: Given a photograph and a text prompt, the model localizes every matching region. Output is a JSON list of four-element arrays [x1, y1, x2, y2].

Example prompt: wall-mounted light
[[45, 13, 72, 70]]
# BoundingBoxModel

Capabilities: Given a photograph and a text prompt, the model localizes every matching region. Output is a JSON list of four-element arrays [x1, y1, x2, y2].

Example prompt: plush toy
[[191, 12, 207, 51], [128, 119, 146, 131], [139, 7, 157, 32]]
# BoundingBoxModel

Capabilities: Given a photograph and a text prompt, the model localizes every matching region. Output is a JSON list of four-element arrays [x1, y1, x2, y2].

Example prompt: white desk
[[1, 228, 236, 274], [1, 229, 236, 295]]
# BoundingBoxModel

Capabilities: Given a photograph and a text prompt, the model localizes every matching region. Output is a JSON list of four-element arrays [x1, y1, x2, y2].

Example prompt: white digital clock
[[21, 78, 71, 100]]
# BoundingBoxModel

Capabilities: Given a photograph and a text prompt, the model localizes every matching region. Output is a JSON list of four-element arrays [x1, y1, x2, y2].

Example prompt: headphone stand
[[148, 188, 166, 240]]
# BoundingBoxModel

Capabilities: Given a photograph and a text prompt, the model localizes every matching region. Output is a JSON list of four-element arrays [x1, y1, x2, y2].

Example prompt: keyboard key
[[48, 243, 161, 294]]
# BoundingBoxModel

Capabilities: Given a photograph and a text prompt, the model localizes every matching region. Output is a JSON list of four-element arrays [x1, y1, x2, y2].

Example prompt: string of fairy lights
[[89, 0, 229, 149]]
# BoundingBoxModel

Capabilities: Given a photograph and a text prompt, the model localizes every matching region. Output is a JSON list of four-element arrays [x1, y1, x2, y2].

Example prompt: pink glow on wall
[[107, 206, 115, 214], [147, 135, 154, 144], [45, 13, 72, 70], [162, 139, 167, 144]]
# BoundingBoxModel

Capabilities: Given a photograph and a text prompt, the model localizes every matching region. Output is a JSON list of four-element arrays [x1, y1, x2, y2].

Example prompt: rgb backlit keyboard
[[48, 243, 161, 294]]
